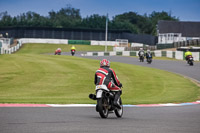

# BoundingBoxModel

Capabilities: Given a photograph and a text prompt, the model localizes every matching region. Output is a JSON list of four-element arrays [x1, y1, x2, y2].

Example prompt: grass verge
[[17, 43, 113, 54], [0, 53, 199, 104]]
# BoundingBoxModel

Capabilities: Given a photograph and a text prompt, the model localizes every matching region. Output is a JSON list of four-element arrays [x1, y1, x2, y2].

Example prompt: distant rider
[[55, 48, 61, 55], [138, 48, 145, 61], [71, 45, 76, 52], [146, 50, 153, 60], [184, 49, 192, 62], [94, 59, 122, 109]]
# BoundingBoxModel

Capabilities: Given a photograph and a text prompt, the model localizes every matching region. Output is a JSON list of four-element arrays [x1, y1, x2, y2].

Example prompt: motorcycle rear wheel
[[114, 98, 123, 118], [147, 59, 152, 64], [188, 61, 193, 66], [140, 56, 144, 62], [97, 97, 109, 118]]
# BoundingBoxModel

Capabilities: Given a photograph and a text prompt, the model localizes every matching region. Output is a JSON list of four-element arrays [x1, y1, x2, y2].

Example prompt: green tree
[[149, 11, 179, 35], [110, 19, 139, 33], [113, 12, 151, 34], [80, 14, 107, 29], [48, 5, 81, 28], [0, 11, 13, 27], [0, 7, 179, 36]]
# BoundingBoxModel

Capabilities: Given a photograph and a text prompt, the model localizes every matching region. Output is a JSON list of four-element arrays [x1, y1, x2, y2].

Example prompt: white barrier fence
[[91, 40, 119, 46], [20, 38, 68, 44], [0, 38, 69, 54], [0, 39, 122, 54], [85, 51, 200, 61], [166, 51, 173, 58], [131, 42, 143, 47], [154, 51, 162, 57], [0, 40, 23, 54]]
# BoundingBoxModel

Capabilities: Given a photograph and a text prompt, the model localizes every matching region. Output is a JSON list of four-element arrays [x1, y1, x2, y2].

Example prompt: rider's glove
[[118, 83, 122, 88]]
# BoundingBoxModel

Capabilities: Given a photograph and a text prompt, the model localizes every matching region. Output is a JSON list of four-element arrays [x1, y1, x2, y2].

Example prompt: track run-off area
[[1, 53, 200, 133]]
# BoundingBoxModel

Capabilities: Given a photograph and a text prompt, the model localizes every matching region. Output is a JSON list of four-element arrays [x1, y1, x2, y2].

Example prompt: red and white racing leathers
[[94, 66, 121, 91]]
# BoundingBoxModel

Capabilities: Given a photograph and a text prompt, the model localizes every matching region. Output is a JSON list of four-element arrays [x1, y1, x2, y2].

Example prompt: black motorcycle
[[139, 55, 144, 62], [147, 57, 152, 64], [71, 49, 75, 56], [146, 54, 152, 64], [138, 51, 145, 62], [89, 85, 123, 118], [187, 55, 194, 66]]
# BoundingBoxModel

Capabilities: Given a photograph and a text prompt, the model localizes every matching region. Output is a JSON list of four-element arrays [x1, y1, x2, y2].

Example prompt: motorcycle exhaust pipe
[[89, 94, 96, 100], [105, 92, 110, 97], [105, 92, 114, 99]]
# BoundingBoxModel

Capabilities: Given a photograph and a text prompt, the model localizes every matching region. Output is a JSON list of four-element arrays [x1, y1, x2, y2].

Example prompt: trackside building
[[157, 20, 200, 44]]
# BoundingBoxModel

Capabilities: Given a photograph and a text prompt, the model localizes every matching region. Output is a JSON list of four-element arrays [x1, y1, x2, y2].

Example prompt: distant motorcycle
[[89, 85, 123, 118], [187, 55, 194, 66], [138, 51, 145, 62], [146, 53, 152, 64], [55, 49, 61, 55], [139, 54, 144, 62], [57, 51, 61, 55], [147, 57, 152, 64], [71, 49, 75, 56]]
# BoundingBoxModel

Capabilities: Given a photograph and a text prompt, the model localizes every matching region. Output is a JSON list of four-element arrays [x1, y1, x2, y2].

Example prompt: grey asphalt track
[[1, 53, 200, 133], [0, 106, 200, 133]]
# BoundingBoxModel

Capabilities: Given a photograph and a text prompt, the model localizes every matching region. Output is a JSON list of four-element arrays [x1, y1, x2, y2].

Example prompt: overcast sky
[[0, 0, 200, 21]]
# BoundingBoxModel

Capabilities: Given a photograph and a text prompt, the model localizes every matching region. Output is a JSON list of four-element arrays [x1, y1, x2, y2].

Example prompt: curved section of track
[[82, 56, 200, 82], [60, 52, 200, 82]]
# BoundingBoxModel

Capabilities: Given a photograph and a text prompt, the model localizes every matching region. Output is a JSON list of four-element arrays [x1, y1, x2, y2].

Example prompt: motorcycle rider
[[70, 45, 76, 55], [146, 49, 153, 60], [55, 48, 61, 55], [184, 49, 192, 62], [95, 59, 122, 109], [71, 45, 76, 51], [54, 49, 57, 55], [138, 48, 145, 61]]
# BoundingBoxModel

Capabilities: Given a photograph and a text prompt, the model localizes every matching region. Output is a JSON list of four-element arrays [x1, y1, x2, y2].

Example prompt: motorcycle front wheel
[[114, 98, 123, 118], [97, 97, 109, 118], [140, 57, 143, 62], [148, 59, 152, 64]]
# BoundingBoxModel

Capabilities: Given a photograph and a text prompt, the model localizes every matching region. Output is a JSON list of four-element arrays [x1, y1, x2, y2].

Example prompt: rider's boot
[[113, 91, 121, 109]]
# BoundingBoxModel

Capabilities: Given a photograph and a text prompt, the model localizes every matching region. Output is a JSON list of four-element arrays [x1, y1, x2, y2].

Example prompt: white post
[[105, 13, 108, 52]]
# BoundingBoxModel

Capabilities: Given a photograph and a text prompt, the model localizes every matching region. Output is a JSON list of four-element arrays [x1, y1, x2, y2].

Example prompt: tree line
[[0, 5, 179, 36]]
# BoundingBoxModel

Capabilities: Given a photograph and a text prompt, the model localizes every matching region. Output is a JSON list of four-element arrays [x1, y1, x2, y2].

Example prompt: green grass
[[17, 43, 113, 54], [0, 43, 199, 104]]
